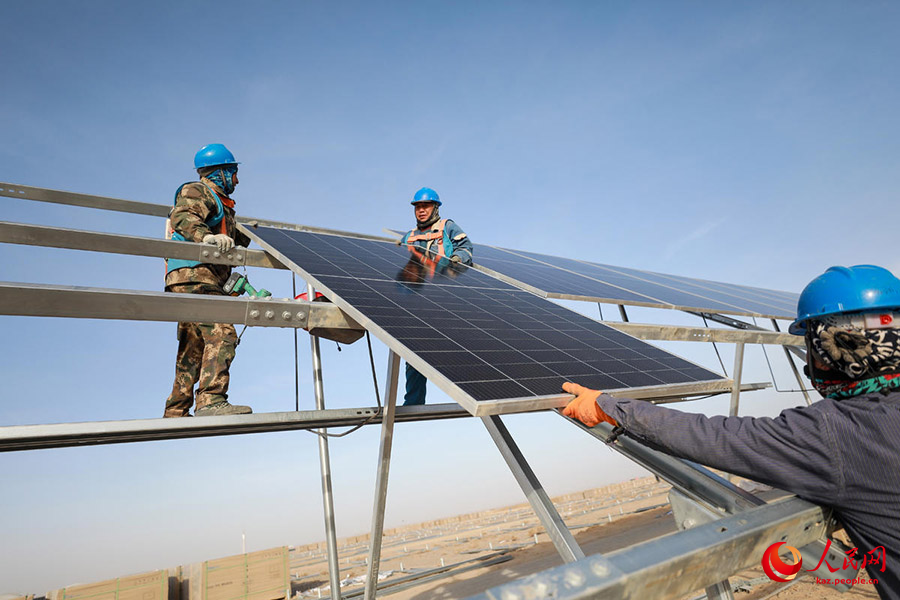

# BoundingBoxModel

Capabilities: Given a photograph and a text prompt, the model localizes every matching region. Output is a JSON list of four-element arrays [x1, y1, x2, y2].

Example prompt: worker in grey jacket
[[564, 265, 900, 600]]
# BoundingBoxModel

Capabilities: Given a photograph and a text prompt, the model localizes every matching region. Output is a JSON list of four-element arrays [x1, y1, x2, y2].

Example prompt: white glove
[[203, 234, 235, 252]]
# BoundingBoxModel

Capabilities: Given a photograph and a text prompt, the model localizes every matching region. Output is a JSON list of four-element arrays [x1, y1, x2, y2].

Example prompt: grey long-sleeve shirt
[[597, 392, 900, 599]]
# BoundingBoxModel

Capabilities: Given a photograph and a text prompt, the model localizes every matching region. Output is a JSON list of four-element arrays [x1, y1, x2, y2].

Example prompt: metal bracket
[[669, 490, 735, 600]]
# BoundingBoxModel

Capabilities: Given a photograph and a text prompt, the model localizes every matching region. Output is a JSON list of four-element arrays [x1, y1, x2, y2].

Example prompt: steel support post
[[308, 283, 342, 600], [617, 304, 629, 322], [481, 415, 585, 563], [364, 350, 402, 600], [783, 349, 812, 406], [729, 342, 745, 417], [772, 319, 813, 406]]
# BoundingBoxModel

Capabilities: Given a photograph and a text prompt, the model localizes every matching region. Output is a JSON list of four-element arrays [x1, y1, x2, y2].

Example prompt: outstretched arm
[[562, 382, 842, 504]]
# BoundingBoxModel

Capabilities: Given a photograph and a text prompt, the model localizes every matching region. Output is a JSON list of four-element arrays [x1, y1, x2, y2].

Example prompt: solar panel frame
[[243, 225, 735, 416]]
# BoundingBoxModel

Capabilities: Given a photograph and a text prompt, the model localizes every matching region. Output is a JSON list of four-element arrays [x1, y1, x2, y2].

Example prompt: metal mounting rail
[[0, 281, 363, 331], [688, 310, 806, 361], [0, 221, 287, 269], [0, 182, 394, 242], [605, 321, 802, 346], [0, 404, 472, 452]]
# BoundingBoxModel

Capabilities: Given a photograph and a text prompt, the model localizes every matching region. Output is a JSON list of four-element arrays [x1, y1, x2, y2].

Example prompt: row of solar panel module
[[385, 229, 797, 319], [245, 226, 725, 414], [472, 244, 798, 320]]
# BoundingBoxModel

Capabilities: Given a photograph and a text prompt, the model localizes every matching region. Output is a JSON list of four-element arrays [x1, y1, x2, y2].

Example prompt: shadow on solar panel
[[244, 225, 740, 416]]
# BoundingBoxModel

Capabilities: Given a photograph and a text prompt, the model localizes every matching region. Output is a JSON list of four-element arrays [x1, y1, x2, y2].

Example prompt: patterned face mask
[[806, 316, 900, 398], [206, 166, 238, 195]]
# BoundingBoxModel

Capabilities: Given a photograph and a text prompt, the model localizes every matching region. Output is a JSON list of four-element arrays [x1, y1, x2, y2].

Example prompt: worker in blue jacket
[[563, 265, 900, 600], [399, 187, 473, 405]]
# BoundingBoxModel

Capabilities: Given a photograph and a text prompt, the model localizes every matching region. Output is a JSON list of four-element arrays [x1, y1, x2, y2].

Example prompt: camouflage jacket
[[164, 178, 251, 289]]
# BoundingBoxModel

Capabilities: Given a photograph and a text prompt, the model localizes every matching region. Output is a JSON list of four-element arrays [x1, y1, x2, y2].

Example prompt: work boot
[[195, 401, 253, 417]]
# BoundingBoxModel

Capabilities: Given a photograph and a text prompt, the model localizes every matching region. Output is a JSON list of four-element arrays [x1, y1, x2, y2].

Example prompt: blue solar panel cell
[[243, 226, 727, 414]]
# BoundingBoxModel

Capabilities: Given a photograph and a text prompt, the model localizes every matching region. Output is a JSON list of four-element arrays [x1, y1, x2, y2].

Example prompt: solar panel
[[243, 226, 728, 416], [473, 244, 798, 319]]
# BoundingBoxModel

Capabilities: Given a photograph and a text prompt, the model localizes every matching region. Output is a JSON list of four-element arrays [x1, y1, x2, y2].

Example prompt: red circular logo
[[762, 542, 802, 582]]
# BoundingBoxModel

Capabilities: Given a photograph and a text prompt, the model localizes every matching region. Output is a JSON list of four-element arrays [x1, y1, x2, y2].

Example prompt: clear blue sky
[[2, 0, 900, 594]]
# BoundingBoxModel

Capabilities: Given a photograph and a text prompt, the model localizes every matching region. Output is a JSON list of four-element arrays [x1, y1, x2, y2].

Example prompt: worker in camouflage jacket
[[163, 143, 252, 417]]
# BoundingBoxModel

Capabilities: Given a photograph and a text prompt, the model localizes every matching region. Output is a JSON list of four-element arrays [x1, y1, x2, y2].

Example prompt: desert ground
[[287, 476, 881, 599]]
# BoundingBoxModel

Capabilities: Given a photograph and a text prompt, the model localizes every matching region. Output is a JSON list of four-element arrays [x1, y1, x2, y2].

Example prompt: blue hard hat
[[789, 265, 900, 334], [411, 187, 441, 206], [194, 144, 240, 170]]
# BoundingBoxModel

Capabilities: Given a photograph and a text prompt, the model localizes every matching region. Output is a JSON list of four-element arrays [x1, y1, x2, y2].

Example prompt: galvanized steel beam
[[772, 318, 814, 406], [1, 181, 394, 241], [604, 321, 802, 346], [307, 281, 343, 599], [729, 342, 745, 417], [482, 415, 585, 563], [0, 221, 286, 269], [0, 404, 470, 452], [1, 181, 170, 217], [0, 281, 364, 332], [688, 310, 807, 361], [364, 351, 402, 600]]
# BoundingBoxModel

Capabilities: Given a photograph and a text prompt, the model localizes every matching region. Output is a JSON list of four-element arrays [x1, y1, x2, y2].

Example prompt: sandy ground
[[288, 477, 881, 599]]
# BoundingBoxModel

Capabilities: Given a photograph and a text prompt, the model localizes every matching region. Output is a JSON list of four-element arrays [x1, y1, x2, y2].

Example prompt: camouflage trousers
[[164, 283, 238, 417]]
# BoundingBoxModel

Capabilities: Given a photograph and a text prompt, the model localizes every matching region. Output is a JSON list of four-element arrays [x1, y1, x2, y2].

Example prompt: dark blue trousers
[[403, 363, 427, 405]]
